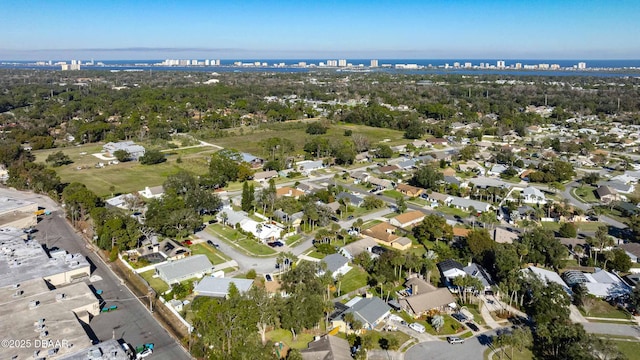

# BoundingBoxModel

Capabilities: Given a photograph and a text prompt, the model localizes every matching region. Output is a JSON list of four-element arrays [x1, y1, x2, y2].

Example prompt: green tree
[[558, 222, 577, 238], [375, 144, 393, 158], [207, 150, 240, 188], [306, 122, 328, 134], [467, 229, 495, 263], [411, 164, 443, 190], [609, 248, 632, 272], [362, 195, 384, 210], [45, 151, 73, 167], [396, 196, 407, 213], [113, 149, 131, 162], [241, 181, 254, 212], [139, 149, 166, 165]]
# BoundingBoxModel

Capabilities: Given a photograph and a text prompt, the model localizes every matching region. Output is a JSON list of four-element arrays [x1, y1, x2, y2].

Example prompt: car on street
[[265, 274, 273, 281], [447, 336, 465, 344], [347, 215, 354, 220], [206, 240, 220, 248], [466, 322, 480, 331], [137, 348, 153, 358]]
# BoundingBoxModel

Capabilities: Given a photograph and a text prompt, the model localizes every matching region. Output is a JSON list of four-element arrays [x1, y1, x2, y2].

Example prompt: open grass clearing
[[572, 185, 599, 203], [612, 340, 640, 360], [189, 243, 230, 266], [284, 234, 303, 246], [266, 329, 316, 350], [336, 267, 368, 295], [206, 224, 276, 256], [140, 270, 169, 294], [580, 298, 631, 319]]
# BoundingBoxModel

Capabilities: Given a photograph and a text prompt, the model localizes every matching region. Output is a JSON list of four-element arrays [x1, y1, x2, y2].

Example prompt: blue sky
[[1, 0, 639, 60]]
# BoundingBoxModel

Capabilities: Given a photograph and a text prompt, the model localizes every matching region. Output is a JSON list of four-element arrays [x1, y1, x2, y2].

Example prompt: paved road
[[582, 323, 640, 337], [32, 207, 189, 359], [404, 333, 497, 360]]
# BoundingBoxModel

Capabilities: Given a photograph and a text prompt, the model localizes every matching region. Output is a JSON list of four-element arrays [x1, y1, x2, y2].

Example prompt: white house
[[239, 220, 282, 242], [139, 185, 164, 199], [296, 160, 324, 175], [103, 141, 146, 160], [521, 187, 547, 204]]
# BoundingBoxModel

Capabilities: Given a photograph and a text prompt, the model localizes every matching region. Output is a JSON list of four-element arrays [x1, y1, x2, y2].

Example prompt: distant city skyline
[[1, 0, 639, 61]]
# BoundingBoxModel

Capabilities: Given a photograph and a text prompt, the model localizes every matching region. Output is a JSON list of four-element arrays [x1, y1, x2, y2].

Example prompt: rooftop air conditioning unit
[[29, 300, 40, 309], [55, 293, 65, 301], [13, 290, 23, 297]]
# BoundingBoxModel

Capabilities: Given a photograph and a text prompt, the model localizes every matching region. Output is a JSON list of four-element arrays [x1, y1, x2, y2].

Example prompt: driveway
[[405, 332, 497, 360]]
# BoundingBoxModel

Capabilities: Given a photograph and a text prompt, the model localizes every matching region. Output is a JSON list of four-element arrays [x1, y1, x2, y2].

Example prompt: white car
[[409, 322, 425, 333], [137, 348, 153, 359]]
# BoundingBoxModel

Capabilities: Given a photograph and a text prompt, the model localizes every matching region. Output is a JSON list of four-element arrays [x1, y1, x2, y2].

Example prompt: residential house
[[396, 183, 424, 197], [240, 221, 282, 242], [130, 238, 191, 263], [441, 167, 457, 177], [301, 336, 351, 360], [240, 153, 264, 169], [378, 164, 400, 174], [104, 194, 136, 210], [468, 176, 511, 189], [296, 182, 316, 193], [254, 170, 278, 182], [427, 138, 448, 146], [488, 164, 508, 177], [463, 263, 494, 292], [397, 159, 417, 170], [562, 269, 630, 299], [155, 255, 214, 284], [522, 266, 571, 294], [362, 222, 412, 251], [320, 254, 351, 279], [351, 171, 370, 184], [336, 192, 365, 207], [217, 208, 249, 227], [398, 277, 456, 317], [193, 277, 254, 298], [452, 227, 470, 241], [619, 243, 640, 263], [138, 185, 164, 199], [425, 192, 452, 206], [297, 160, 324, 174], [103, 141, 146, 160], [389, 210, 425, 228], [340, 237, 377, 260], [493, 227, 519, 244], [333, 296, 391, 332], [276, 186, 305, 199], [273, 210, 304, 228], [522, 187, 547, 204], [368, 177, 394, 189], [443, 175, 462, 186], [602, 180, 634, 194], [449, 196, 492, 213], [437, 259, 466, 286], [596, 185, 619, 204]]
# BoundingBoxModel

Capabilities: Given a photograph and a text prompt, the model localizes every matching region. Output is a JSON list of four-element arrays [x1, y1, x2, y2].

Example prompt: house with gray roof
[[340, 237, 377, 260], [320, 254, 351, 279], [449, 196, 491, 212], [193, 277, 254, 298], [103, 141, 146, 160], [463, 263, 493, 291], [602, 180, 634, 194], [336, 192, 365, 207], [155, 255, 214, 284], [301, 335, 351, 360], [341, 296, 391, 330], [297, 160, 324, 174], [522, 186, 547, 204]]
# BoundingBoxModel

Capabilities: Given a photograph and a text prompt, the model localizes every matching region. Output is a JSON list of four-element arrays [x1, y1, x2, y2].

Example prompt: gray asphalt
[[404, 333, 497, 360], [32, 208, 190, 359]]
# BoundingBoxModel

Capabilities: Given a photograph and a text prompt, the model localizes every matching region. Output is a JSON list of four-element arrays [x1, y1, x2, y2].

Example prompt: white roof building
[[193, 277, 254, 298], [523, 266, 571, 294], [155, 255, 214, 284], [522, 187, 547, 204]]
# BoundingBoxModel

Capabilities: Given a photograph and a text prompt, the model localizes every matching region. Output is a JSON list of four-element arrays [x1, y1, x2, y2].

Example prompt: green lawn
[[572, 186, 599, 203], [612, 340, 640, 360], [408, 198, 429, 206], [284, 234, 303, 246], [383, 190, 404, 199], [581, 298, 632, 319], [206, 224, 276, 256], [206, 122, 406, 156], [34, 144, 213, 197], [486, 347, 534, 360], [305, 250, 326, 259], [463, 304, 486, 325], [361, 220, 382, 229], [364, 331, 412, 351], [336, 267, 368, 295], [542, 221, 606, 233], [190, 243, 231, 266], [140, 270, 169, 294], [266, 329, 315, 350]]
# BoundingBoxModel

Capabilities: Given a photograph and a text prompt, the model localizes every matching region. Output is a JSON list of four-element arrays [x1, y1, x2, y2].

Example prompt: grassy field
[[612, 340, 640, 359], [266, 329, 315, 350], [542, 221, 606, 233], [206, 224, 276, 256], [284, 234, 303, 246], [572, 186, 598, 203], [337, 267, 368, 295], [206, 123, 407, 156], [190, 243, 231, 266], [33, 143, 214, 197], [581, 299, 632, 319], [140, 270, 169, 294], [486, 347, 534, 360]]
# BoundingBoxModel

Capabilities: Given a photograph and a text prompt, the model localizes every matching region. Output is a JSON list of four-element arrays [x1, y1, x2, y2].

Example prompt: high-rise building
[[515, 63, 522, 69], [464, 62, 472, 68], [577, 62, 587, 69], [338, 59, 347, 67], [370, 59, 378, 67], [496, 60, 506, 68]]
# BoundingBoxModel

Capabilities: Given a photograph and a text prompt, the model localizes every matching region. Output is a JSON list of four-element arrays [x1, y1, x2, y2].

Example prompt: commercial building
[[59, 339, 130, 360], [0, 227, 90, 288], [370, 59, 378, 68], [0, 278, 99, 359], [0, 196, 38, 229], [193, 277, 254, 298], [338, 59, 347, 67]]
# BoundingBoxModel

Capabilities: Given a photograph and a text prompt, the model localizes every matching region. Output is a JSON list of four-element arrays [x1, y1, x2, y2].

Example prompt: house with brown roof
[[596, 185, 619, 204], [399, 285, 456, 318], [427, 137, 448, 146], [493, 227, 519, 244], [378, 164, 400, 174], [396, 183, 424, 197], [390, 210, 425, 228], [620, 243, 640, 263], [363, 222, 412, 251], [452, 227, 470, 239], [254, 170, 278, 182], [301, 335, 351, 360], [276, 186, 305, 199]]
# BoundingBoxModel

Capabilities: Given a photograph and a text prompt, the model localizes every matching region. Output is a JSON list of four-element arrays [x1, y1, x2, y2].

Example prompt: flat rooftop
[[59, 339, 130, 360], [0, 196, 37, 213], [0, 278, 98, 359], [0, 227, 90, 288]]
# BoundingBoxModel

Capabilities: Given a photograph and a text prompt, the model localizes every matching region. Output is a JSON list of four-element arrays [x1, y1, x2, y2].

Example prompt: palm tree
[[603, 250, 615, 270], [431, 315, 445, 333], [220, 212, 228, 226]]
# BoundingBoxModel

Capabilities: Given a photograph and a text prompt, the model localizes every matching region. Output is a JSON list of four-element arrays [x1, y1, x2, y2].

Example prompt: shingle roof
[[400, 288, 456, 314], [391, 210, 425, 226], [156, 255, 213, 283], [194, 277, 254, 297], [344, 297, 391, 327], [322, 254, 349, 273]]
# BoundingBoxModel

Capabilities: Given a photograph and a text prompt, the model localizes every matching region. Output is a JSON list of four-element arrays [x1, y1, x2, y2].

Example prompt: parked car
[[182, 240, 193, 246], [466, 322, 480, 332], [447, 336, 465, 344], [265, 274, 273, 281], [137, 348, 153, 359], [409, 323, 425, 333], [272, 241, 284, 247], [452, 313, 468, 322], [206, 240, 220, 248], [24, 227, 37, 234], [347, 215, 354, 220]]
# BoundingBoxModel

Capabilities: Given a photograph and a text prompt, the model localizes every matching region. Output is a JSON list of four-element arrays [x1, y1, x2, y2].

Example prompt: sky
[[1, 0, 639, 61]]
